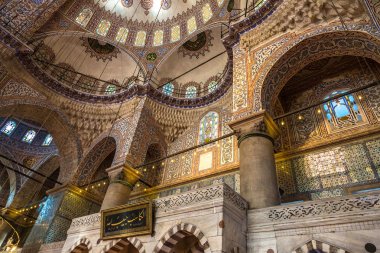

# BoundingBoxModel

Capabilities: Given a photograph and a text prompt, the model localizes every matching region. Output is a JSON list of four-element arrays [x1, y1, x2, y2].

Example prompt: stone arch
[[67, 237, 92, 253], [0, 98, 82, 183], [291, 239, 351, 253], [10, 155, 60, 208], [153, 223, 211, 253], [256, 28, 380, 115], [74, 136, 116, 186], [101, 237, 145, 253]]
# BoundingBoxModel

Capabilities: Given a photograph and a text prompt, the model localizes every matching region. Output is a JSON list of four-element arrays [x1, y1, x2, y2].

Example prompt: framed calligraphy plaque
[[101, 202, 152, 239]]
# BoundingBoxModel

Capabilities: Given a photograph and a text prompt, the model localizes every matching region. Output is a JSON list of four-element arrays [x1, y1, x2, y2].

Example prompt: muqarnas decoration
[[80, 37, 120, 62], [179, 30, 214, 59]]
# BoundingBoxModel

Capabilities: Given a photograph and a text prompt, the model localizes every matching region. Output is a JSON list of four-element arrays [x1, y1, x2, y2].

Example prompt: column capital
[[107, 163, 141, 190], [228, 110, 279, 145]]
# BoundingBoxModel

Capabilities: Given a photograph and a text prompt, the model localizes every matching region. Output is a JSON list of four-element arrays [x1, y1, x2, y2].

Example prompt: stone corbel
[[228, 110, 280, 146]]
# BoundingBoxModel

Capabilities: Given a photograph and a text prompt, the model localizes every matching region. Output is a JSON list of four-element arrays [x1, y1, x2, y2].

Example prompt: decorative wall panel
[[276, 136, 380, 200]]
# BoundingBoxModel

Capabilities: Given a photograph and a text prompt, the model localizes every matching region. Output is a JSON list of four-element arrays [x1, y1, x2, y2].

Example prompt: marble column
[[229, 111, 280, 209], [100, 163, 141, 210]]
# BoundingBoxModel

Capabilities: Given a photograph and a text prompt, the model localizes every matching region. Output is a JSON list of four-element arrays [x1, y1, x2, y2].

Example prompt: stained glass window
[[187, 16, 197, 34], [42, 134, 53, 146], [171, 25, 181, 42], [153, 30, 164, 46], [163, 83, 174, 96], [22, 130, 36, 144], [202, 4, 213, 23], [199, 111, 219, 144], [208, 81, 218, 93], [96, 20, 111, 36], [135, 31, 147, 46], [323, 90, 363, 130], [185, 86, 197, 98], [116, 27, 129, 43], [105, 84, 116, 94], [75, 8, 93, 27], [1, 120, 17, 136]]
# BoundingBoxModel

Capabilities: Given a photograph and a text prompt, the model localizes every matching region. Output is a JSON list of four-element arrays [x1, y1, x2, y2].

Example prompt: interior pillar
[[229, 111, 280, 209], [100, 163, 141, 210]]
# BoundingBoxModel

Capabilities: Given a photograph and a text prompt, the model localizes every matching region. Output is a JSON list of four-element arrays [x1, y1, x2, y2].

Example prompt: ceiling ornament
[[121, 0, 133, 8], [161, 0, 172, 10], [141, 0, 153, 15], [146, 52, 158, 62], [80, 37, 120, 62], [179, 30, 214, 59]]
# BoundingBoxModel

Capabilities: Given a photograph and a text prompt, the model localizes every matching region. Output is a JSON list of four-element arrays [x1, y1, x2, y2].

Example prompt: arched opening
[[158, 230, 206, 253], [292, 240, 351, 253], [0, 101, 81, 183], [139, 143, 165, 187], [76, 137, 116, 186], [105, 238, 140, 253], [269, 53, 380, 202], [70, 243, 89, 253], [259, 31, 380, 114]]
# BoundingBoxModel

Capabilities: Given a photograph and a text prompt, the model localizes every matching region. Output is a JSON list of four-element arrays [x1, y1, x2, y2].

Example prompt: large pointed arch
[[0, 98, 82, 183], [256, 28, 380, 114]]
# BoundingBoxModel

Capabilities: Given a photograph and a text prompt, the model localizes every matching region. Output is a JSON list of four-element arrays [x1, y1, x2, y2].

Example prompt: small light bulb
[[281, 121, 285, 126], [298, 115, 302, 120], [358, 95, 363, 100], [152, 165, 155, 169], [317, 109, 321, 114]]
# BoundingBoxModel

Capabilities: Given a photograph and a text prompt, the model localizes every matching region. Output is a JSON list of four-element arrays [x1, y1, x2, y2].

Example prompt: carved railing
[[67, 183, 247, 233], [250, 191, 380, 222]]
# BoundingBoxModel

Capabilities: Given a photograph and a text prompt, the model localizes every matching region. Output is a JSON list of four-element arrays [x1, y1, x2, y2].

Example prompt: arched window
[[116, 27, 129, 43], [22, 130, 36, 144], [171, 25, 180, 42], [42, 134, 53, 146], [208, 81, 218, 93], [185, 86, 197, 98], [1, 120, 17, 136], [75, 8, 93, 27], [96, 20, 111, 36], [323, 90, 363, 130], [153, 30, 164, 46], [202, 3, 213, 23], [135, 31, 147, 46], [105, 84, 116, 94], [199, 112, 219, 144], [187, 16, 197, 34], [163, 83, 174, 96]]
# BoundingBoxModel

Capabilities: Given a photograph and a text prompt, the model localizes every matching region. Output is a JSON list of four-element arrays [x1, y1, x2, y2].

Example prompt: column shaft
[[239, 134, 280, 208]]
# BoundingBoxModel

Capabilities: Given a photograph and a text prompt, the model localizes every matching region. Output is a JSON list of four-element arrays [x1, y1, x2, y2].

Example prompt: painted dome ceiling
[[97, 0, 225, 23]]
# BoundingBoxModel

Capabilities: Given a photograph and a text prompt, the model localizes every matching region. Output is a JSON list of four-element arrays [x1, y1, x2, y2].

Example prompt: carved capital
[[107, 163, 141, 190], [228, 111, 280, 145]]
